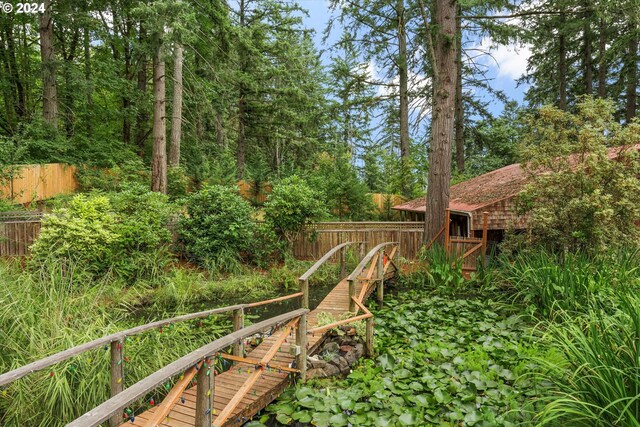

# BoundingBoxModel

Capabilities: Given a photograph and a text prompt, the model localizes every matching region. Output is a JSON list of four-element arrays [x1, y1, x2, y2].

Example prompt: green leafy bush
[[179, 185, 255, 269], [167, 166, 190, 200], [30, 194, 119, 273], [264, 176, 326, 245], [31, 188, 175, 281]]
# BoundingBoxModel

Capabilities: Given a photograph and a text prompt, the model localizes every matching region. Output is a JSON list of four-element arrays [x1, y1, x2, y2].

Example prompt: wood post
[[232, 307, 244, 358], [109, 340, 124, 427], [295, 313, 307, 381], [365, 316, 374, 357], [444, 208, 451, 256], [339, 246, 346, 278], [358, 242, 365, 261], [376, 250, 384, 308], [481, 211, 489, 266], [195, 359, 215, 427], [299, 278, 309, 309], [348, 278, 356, 313]]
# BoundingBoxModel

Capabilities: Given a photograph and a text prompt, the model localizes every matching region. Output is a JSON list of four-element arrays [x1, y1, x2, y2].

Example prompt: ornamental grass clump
[[536, 293, 640, 426]]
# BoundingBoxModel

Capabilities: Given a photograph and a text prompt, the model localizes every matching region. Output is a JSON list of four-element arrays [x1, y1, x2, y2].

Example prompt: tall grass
[[536, 294, 640, 426], [500, 247, 640, 317], [0, 260, 230, 427]]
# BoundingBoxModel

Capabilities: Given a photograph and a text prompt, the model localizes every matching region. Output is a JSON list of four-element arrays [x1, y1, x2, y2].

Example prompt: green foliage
[[167, 166, 190, 200], [30, 188, 174, 281], [267, 291, 555, 426], [264, 176, 326, 245], [76, 158, 150, 192], [308, 152, 376, 220], [179, 185, 255, 270], [30, 194, 119, 274], [516, 97, 640, 252], [0, 261, 231, 427], [500, 247, 640, 318], [536, 294, 640, 426], [401, 246, 466, 295]]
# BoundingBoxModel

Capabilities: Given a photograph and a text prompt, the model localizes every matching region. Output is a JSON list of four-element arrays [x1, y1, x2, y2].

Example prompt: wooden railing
[[0, 296, 305, 427]]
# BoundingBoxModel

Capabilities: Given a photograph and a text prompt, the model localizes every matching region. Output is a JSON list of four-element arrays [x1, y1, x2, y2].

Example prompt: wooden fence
[[0, 220, 41, 256], [292, 222, 425, 260], [0, 163, 78, 204]]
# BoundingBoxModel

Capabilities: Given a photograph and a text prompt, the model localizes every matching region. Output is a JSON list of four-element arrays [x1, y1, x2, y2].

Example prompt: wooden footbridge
[[0, 242, 399, 427]]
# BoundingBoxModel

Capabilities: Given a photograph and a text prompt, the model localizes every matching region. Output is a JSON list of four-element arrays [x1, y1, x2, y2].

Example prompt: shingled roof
[[394, 144, 640, 214]]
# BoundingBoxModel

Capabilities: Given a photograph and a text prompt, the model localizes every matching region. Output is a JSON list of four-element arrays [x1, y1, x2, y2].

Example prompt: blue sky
[[297, 0, 532, 117]]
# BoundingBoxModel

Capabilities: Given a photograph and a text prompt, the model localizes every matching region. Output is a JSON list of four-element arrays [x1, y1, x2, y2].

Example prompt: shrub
[[515, 97, 640, 252], [30, 194, 119, 273], [179, 185, 255, 269], [264, 176, 326, 245], [167, 166, 190, 200], [107, 184, 175, 280]]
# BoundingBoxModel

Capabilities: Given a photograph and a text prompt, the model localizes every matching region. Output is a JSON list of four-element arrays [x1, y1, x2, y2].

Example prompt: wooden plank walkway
[[125, 278, 369, 427]]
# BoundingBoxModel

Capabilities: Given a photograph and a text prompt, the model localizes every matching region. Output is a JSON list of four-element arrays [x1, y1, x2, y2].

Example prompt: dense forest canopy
[[0, 0, 637, 216]]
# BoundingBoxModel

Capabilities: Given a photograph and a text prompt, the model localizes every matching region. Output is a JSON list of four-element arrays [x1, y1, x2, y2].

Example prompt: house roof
[[394, 144, 640, 214]]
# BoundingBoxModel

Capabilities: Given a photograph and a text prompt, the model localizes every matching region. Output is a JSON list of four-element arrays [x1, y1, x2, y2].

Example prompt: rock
[[341, 338, 357, 346], [331, 356, 350, 373], [306, 368, 326, 379], [344, 350, 358, 366], [309, 359, 328, 370], [323, 363, 340, 377], [346, 328, 356, 336], [340, 345, 354, 353], [323, 342, 340, 354], [354, 343, 364, 358]]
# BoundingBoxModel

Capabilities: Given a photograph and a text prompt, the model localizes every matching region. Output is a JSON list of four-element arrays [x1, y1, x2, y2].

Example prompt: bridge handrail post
[[295, 313, 308, 381], [365, 316, 374, 357], [376, 249, 384, 309], [299, 278, 309, 309], [339, 245, 346, 278], [195, 357, 215, 427], [348, 278, 356, 312], [109, 340, 124, 427], [233, 307, 244, 358]]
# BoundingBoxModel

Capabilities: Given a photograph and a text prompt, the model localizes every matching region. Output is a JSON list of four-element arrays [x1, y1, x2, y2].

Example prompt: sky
[[297, 0, 533, 117]]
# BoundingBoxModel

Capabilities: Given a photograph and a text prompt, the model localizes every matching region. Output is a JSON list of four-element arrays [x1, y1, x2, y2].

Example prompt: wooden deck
[[125, 278, 370, 427]]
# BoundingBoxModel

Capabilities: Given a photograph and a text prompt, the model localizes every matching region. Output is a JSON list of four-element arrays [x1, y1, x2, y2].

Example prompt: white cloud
[[476, 37, 532, 80]]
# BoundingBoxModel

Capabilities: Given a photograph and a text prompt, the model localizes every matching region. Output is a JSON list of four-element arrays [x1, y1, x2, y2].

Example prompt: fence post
[[339, 246, 346, 278], [358, 242, 365, 261], [299, 278, 309, 309], [376, 250, 384, 308], [109, 340, 124, 427], [233, 307, 244, 358], [365, 316, 374, 357], [481, 212, 489, 266], [348, 278, 356, 313], [195, 359, 215, 427], [295, 313, 307, 381], [444, 208, 451, 256]]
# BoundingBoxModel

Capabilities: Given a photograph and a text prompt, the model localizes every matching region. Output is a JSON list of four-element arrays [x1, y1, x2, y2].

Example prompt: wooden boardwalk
[[126, 278, 369, 427]]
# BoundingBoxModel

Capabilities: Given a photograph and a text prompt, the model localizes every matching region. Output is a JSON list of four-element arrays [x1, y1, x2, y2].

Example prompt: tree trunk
[[40, 0, 57, 126], [122, 20, 132, 146], [135, 22, 149, 156], [583, 10, 593, 94], [236, 0, 247, 179], [597, 19, 607, 98], [424, 0, 458, 243], [558, 15, 567, 110], [397, 0, 410, 196], [454, 3, 464, 173], [151, 34, 167, 194], [625, 30, 638, 123], [84, 26, 93, 137], [169, 43, 183, 167]]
